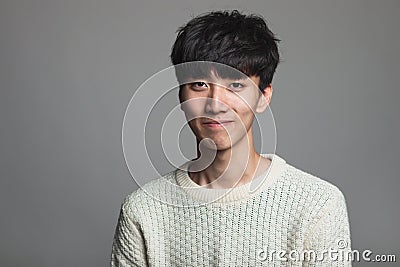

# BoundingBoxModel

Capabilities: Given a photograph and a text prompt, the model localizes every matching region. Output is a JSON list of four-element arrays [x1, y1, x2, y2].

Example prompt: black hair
[[170, 10, 280, 91]]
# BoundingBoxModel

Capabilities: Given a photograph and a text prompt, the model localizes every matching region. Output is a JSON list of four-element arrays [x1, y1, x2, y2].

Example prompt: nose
[[205, 84, 229, 114]]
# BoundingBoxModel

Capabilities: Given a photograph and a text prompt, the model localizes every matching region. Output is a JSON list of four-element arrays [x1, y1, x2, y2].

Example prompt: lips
[[203, 119, 233, 124], [202, 119, 234, 128]]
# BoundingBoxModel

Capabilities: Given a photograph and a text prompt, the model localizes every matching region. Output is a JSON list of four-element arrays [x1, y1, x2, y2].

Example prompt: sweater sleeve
[[302, 188, 352, 267], [111, 200, 148, 267]]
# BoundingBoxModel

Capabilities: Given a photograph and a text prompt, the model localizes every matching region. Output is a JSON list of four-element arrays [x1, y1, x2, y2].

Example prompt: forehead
[[176, 62, 250, 80]]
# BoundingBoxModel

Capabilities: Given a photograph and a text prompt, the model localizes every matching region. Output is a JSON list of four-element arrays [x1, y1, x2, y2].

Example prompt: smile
[[202, 121, 233, 128]]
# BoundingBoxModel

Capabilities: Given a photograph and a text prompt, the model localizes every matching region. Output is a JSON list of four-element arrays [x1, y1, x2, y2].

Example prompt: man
[[111, 10, 351, 266]]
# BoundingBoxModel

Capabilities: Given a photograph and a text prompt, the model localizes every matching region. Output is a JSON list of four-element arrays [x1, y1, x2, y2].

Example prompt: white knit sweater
[[111, 154, 352, 266]]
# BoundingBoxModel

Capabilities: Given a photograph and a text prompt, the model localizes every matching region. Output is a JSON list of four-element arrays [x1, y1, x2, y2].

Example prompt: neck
[[188, 128, 271, 189]]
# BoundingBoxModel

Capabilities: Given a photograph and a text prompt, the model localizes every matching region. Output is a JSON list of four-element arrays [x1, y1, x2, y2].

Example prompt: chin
[[197, 137, 231, 151], [214, 143, 233, 151], [211, 139, 237, 151]]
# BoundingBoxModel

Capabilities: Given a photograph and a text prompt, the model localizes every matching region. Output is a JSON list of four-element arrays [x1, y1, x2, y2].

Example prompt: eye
[[190, 81, 208, 90], [229, 82, 244, 90]]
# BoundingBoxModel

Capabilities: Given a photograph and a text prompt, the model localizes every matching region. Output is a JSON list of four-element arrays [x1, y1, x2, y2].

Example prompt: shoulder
[[270, 161, 349, 232], [119, 170, 181, 218], [277, 162, 347, 211], [285, 162, 344, 195]]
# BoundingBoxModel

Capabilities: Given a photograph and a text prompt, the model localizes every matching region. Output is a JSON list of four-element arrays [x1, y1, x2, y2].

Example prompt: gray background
[[1, 0, 399, 266]]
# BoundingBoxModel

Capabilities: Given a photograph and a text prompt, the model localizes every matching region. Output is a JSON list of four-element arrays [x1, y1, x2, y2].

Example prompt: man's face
[[179, 71, 272, 151]]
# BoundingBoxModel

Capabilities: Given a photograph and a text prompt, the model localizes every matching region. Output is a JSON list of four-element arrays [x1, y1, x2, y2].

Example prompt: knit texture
[[111, 154, 352, 266]]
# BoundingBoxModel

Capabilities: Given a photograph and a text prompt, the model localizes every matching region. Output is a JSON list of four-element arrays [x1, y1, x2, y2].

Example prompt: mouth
[[202, 119, 234, 128]]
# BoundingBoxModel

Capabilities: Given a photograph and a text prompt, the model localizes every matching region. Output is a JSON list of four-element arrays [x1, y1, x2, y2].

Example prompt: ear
[[255, 84, 273, 113]]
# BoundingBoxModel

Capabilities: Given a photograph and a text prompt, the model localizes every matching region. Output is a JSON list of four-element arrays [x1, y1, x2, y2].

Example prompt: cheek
[[240, 109, 255, 126], [232, 100, 257, 129], [232, 94, 257, 114], [181, 97, 207, 118], [187, 119, 200, 135]]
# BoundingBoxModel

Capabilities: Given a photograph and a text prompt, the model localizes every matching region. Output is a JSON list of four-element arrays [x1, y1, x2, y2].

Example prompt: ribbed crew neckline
[[175, 153, 286, 204]]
